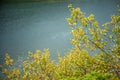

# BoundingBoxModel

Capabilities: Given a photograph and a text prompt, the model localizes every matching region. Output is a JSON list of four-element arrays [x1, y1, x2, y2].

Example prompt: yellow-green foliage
[[1, 4, 120, 80]]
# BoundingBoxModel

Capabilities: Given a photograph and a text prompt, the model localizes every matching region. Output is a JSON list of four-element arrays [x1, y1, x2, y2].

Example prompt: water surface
[[0, 0, 120, 65]]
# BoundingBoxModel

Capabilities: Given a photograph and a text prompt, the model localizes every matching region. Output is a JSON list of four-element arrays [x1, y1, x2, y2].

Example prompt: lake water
[[0, 0, 120, 66]]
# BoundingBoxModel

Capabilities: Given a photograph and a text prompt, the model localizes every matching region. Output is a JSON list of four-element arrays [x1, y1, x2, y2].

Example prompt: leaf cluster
[[1, 4, 120, 80]]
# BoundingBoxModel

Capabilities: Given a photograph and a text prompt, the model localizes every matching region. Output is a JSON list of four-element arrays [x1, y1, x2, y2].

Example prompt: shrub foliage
[[1, 4, 120, 80]]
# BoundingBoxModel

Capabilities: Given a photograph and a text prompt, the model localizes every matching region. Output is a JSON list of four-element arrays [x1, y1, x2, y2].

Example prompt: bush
[[1, 4, 120, 80]]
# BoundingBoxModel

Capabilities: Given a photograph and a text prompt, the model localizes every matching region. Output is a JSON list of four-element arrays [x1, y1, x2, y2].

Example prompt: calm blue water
[[0, 0, 120, 66]]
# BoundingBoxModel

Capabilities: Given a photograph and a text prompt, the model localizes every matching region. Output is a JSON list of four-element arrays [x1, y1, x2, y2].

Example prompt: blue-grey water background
[[0, 0, 120, 78]]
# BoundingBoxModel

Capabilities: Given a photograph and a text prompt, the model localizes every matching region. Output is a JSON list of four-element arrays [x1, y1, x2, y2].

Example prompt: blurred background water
[[0, 0, 120, 74]]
